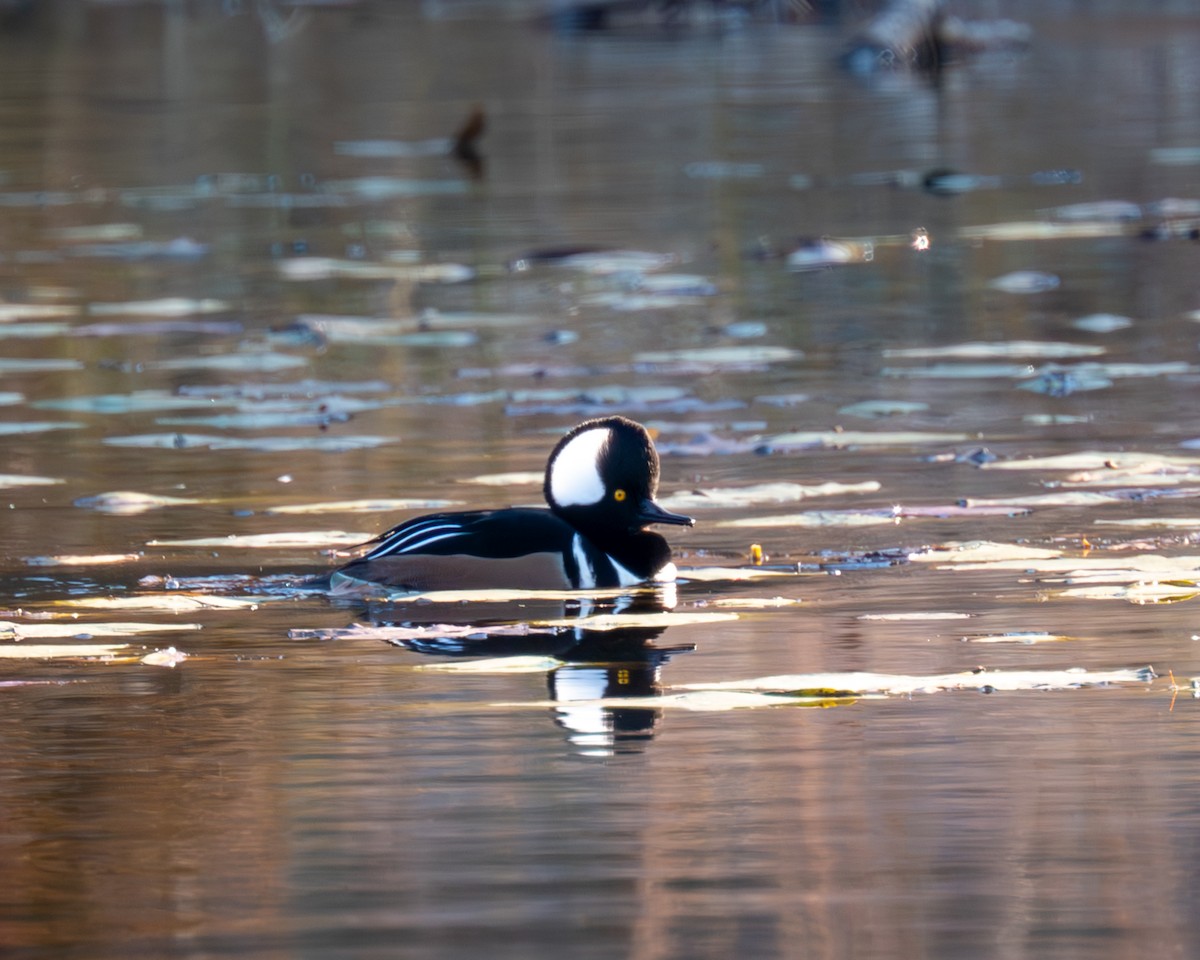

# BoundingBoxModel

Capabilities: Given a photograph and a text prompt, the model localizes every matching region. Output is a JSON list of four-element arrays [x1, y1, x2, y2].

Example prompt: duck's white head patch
[[548, 426, 610, 507]]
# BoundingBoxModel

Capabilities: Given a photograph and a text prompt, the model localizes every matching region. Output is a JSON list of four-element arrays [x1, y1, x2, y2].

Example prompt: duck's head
[[544, 416, 694, 536]]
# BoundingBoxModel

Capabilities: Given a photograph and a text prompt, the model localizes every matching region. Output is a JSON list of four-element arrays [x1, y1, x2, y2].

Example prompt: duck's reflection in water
[[364, 589, 693, 754]]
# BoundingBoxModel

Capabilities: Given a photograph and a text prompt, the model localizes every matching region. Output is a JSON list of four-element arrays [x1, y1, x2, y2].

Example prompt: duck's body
[[331, 417, 692, 594]]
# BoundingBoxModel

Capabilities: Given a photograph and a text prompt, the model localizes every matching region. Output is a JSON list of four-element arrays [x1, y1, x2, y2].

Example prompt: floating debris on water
[[0, 473, 62, 489], [146, 531, 368, 549], [1150, 147, 1200, 166], [635, 345, 801, 366], [333, 138, 453, 158], [141, 647, 189, 667], [1044, 200, 1143, 221], [24, 553, 142, 566], [74, 491, 205, 514], [987, 270, 1061, 293], [0, 421, 84, 436], [34, 390, 230, 414], [87, 297, 230, 317], [0, 619, 200, 638], [267, 498, 460, 515], [0, 303, 79, 322], [1017, 367, 1112, 396], [0, 358, 85, 373], [660, 480, 881, 511], [319, 176, 469, 200], [146, 353, 310, 373], [104, 433, 395, 452], [683, 161, 765, 179], [1072, 313, 1134, 333], [838, 400, 930, 418], [786, 238, 872, 270], [884, 341, 1102, 360]]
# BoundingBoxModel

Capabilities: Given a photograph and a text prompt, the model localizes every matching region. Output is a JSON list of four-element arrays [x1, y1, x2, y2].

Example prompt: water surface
[[3, 3, 1200, 958]]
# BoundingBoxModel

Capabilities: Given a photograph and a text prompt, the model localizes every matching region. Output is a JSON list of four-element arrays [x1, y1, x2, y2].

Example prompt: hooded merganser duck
[[330, 416, 693, 594]]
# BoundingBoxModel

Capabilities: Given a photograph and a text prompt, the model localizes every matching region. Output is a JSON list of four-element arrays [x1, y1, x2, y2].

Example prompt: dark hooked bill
[[638, 497, 695, 527]]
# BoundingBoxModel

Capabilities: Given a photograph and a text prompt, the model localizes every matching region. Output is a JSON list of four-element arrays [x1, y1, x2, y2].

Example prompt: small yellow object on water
[[749, 543, 765, 565]]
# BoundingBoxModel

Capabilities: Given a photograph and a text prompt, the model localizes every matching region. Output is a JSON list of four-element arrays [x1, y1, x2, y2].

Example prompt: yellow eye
[[613, 488, 627, 502]]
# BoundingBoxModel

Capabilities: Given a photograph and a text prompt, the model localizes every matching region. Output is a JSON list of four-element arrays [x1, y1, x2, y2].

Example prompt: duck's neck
[[582, 526, 673, 580]]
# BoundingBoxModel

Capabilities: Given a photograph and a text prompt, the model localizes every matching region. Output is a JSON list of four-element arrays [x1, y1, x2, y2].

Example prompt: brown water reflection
[[4, 2, 1200, 958]]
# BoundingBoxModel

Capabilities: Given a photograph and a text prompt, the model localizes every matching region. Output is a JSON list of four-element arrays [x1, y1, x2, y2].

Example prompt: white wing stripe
[[367, 521, 464, 558]]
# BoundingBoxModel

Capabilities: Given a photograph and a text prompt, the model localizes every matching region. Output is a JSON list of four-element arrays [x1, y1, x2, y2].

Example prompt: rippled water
[[3, 3, 1200, 958]]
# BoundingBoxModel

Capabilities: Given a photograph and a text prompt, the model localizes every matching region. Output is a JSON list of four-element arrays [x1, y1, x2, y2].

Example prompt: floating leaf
[[459, 471, 544, 487], [320, 176, 469, 200], [754, 393, 810, 407], [1150, 147, 1200, 166], [25, 553, 142, 566], [964, 632, 1072, 644], [660, 480, 881, 511], [176, 378, 394, 400], [141, 647, 189, 667], [0, 359, 85, 373], [678, 566, 798, 581], [51, 595, 262, 612], [46, 222, 143, 242], [0, 642, 129, 659], [908, 541, 1064, 564], [1072, 313, 1134, 333], [718, 511, 900, 529], [418, 655, 563, 673], [960, 221, 1128, 242], [718, 321, 767, 339], [0, 421, 84, 436], [104, 433, 393, 452], [0, 303, 79, 322], [761, 429, 971, 450], [1045, 200, 1142, 221], [87, 297, 230, 317], [156, 412, 352, 429], [147, 353, 309, 373], [0, 322, 72, 338], [74, 319, 243, 337], [983, 451, 1200, 473], [333, 138, 452, 158], [147, 532, 368, 549], [786, 239, 872, 270], [837, 400, 930, 418], [857, 612, 972, 621], [547, 250, 677, 275], [0, 620, 200, 638], [635, 346, 802, 366], [1016, 368, 1112, 396], [1093, 517, 1200, 528], [579, 292, 712, 311], [882, 363, 1035, 379], [1023, 414, 1092, 426], [1056, 582, 1200, 604], [883, 341, 1102, 360], [683, 161, 765, 179], [706, 596, 800, 609], [33, 390, 229, 414], [987, 271, 1061, 293], [267, 498, 459, 515], [278, 258, 474, 283], [74, 491, 204, 514], [0, 474, 62, 489], [674, 666, 1153, 697], [68, 238, 208, 261]]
